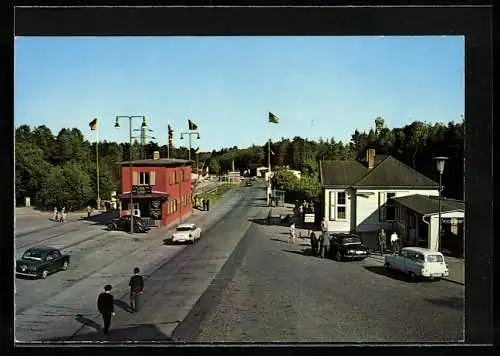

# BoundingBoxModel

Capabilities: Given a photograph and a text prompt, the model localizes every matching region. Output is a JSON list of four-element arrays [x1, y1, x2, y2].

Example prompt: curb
[[442, 277, 465, 286]]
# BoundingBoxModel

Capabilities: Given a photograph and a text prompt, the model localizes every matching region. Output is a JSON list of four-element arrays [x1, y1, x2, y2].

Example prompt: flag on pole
[[188, 119, 198, 130], [268, 112, 279, 124], [89, 118, 98, 131], [168, 124, 174, 146]]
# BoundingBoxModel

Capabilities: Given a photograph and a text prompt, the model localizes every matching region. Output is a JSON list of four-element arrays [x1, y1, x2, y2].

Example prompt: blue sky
[[15, 36, 464, 152]]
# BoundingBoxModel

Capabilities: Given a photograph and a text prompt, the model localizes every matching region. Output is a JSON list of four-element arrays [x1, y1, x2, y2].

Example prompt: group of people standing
[[52, 207, 66, 223], [96, 267, 144, 335], [309, 217, 330, 258], [195, 196, 210, 211], [377, 227, 400, 253]]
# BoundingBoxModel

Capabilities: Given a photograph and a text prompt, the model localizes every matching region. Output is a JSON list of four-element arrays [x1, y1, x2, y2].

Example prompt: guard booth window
[[139, 172, 150, 185]]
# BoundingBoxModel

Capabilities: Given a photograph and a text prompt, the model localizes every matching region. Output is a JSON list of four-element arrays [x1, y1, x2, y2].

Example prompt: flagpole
[[167, 121, 170, 159], [267, 113, 271, 206], [96, 119, 101, 210]]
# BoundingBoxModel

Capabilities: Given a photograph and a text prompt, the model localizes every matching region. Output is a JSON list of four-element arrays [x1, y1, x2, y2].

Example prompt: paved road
[[14, 185, 248, 342], [171, 200, 464, 342]]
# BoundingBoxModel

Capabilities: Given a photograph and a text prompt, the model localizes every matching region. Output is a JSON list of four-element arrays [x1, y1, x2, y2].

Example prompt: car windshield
[[176, 227, 192, 232], [22, 250, 44, 261], [341, 237, 362, 245], [426, 254, 444, 263]]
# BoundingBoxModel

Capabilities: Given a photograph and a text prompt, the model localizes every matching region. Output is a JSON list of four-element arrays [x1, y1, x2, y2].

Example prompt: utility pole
[[133, 122, 156, 159]]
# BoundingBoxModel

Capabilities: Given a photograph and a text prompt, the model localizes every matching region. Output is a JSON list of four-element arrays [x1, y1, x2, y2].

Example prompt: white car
[[384, 247, 449, 280], [171, 223, 201, 244]]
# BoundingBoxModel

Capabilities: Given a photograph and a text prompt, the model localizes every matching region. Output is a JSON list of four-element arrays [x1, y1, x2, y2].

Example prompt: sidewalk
[[366, 252, 464, 285]]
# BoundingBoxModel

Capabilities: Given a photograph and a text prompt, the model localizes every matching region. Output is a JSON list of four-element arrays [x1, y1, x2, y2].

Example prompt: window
[[329, 191, 347, 221], [139, 172, 150, 185], [426, 254, 444, 263], [132, 171, 156, 186]]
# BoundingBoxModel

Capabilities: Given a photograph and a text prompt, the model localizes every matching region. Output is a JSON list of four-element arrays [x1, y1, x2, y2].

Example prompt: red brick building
[[116, 158, 193, 228]]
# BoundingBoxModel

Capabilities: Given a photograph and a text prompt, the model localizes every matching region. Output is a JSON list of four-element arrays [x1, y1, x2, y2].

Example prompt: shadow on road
[[81, 211, 120, 225], [114, 299, 134, 313], [283, 248, 316, 257], [47, 323, 173, 342], [75, 314, 101, 331], [364, 265, 437, 283], [270, 238, 288, 243], [424, 296, 464, 311]]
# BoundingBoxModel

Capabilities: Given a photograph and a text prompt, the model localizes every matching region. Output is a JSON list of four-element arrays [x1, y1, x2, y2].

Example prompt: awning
[[116, 192, 168, 200]]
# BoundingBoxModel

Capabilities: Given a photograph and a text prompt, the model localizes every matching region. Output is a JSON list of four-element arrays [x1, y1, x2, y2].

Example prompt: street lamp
[[433, 156, 449, 251], [180, 131, 200, 161], [115, 115, 147, 235]]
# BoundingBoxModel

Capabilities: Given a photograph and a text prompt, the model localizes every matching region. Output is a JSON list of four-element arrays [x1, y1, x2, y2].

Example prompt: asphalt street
[[14, 184, 246, 342], [15, 182, 464, 343], [171, 194, 465, 342]]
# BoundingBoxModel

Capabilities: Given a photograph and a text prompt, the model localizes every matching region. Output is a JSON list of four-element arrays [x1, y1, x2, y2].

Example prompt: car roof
[[26, 245, 58, 252], [402, 247, 444, 256], [177, 223, 195, 228], [331, 233, 361, 238]]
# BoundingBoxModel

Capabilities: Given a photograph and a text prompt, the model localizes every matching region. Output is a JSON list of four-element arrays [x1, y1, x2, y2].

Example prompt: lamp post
[[433, 156, 449, 251], [180, 131, 200, 162], [115, 115, 147, 235]]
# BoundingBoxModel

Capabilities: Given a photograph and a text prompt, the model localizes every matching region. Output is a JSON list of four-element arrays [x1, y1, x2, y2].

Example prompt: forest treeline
[[15, 117, 463, 210]]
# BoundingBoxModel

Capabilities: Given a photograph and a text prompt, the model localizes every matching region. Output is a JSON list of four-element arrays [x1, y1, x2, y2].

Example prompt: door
[[45, 254, 56, 272], [404, 252, 423, 275], [51, 250, 63, 269]]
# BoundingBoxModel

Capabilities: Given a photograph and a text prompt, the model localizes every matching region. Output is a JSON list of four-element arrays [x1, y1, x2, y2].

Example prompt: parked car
[[16, 245, 70, 279], [171, 223, 201, 244], [107, 215, 150, 233], [384, 247, 449, 280], [328, 233, 370, 261]]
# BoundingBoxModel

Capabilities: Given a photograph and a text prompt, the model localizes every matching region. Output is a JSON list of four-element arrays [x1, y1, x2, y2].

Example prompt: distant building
[[117, 157, 193, 228]]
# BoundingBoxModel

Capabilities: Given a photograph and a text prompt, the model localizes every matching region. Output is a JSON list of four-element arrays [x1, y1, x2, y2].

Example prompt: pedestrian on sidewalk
[[310, 231, 318, 256], [289, 222, 296, 244], [378, 228, 386, 254], [320, 231, 330, 258], [52, 207, 57, 221], [97, 284, 115, 335], [201, 198, 205, 211], [87, 206, 92, 219], [61, 208, 66, 223], [129, 267, 144, 312], [206, 199, 210, 211], [391, 231, 399, 253]]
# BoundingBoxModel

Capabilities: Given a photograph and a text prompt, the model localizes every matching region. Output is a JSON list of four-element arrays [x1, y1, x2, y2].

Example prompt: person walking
[[378, 228, 387, 254], [289, 222, 296, 244], [310, 231, 318, 256], [97, 285, 115, 335], [320, 231, 330, 259], [321, 217, 328, 236], [129, 267, 144, 312], [206, 199, 210, 211], [87, 206, 92, 219], [390, 231, 399, 253], [52, 207, 57, 221], [60, 208, 66, 223], [201, 198, 205, 211]]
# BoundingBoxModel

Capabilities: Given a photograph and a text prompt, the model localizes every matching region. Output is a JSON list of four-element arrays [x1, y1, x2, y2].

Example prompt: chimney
[[153, 151, 160, 160], [367, 149, 376, 169]]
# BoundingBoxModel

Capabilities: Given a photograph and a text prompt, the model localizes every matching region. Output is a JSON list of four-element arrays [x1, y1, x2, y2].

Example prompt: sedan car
[[171, 223, 201, 244], [16, 245, 70, 279], [107, 215, 151, 233], [384, 247, 449, 280], [328, 233, 370, 261]]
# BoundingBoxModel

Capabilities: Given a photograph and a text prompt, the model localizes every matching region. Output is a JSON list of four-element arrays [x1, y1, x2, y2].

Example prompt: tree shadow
[[248, 218, 272, 226], [46, 323, 174, 342], [424, 296, 464, 311], [114, 300, 134, 313]]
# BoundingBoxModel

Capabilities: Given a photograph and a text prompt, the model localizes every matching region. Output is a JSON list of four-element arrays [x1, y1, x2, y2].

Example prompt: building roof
[[118, 158, 193, 166], [320, 160, 368, 187], [393, 194, 464, 215]]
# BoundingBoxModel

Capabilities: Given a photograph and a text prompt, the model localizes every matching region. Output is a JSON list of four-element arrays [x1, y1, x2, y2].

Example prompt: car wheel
[[41, 270, 49, 279], [107, 223, 115, 231], [409, 272, 417, 280], [384, 263, 392, 270], [336, 251, 343, 261], [62, 261, 69, 271]]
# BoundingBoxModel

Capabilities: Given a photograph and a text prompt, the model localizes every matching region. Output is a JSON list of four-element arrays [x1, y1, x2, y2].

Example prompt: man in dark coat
[[97, 284, 115, 335], [129, 267, 144, 312], [206, 199, 210, 211], [201, 198, 205, 211], [310, 232, 318, 256]]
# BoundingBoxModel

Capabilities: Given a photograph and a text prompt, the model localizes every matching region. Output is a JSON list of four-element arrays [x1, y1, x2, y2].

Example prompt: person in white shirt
[[289, 222, 296, 244], [390, 231, 399, 253]]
